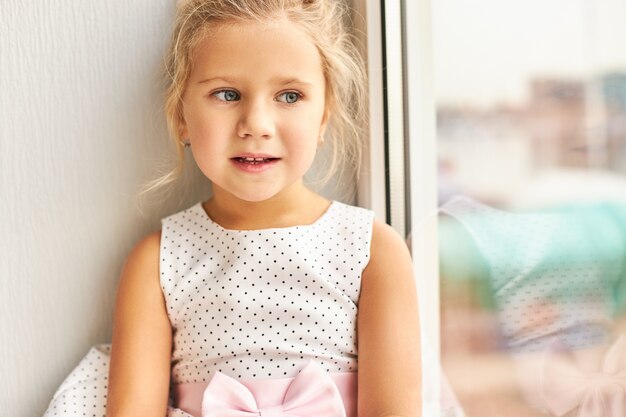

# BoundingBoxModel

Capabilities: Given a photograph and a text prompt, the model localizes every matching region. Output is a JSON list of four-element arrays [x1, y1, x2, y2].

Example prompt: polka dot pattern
[[41, 344, 178, 417], [160, 200, 374, 382], [42, 345, 122, 417], [42, 200, 374, 416], [440, 196, 620, 353]]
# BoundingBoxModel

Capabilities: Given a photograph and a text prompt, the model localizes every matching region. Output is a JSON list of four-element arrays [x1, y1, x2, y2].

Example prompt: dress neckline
[[194, 200, 338, 233]]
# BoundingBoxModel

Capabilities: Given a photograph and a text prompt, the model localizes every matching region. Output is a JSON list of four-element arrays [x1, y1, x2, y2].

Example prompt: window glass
[[434, 1, 626, 415]]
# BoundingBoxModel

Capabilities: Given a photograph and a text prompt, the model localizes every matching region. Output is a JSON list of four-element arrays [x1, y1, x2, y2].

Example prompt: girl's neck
[[203, 183, 330, 231]]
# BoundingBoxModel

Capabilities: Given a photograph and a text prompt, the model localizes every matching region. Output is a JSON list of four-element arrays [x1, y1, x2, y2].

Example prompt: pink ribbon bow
[[201, 361, 347, 417], [540, 336, 626, 417]]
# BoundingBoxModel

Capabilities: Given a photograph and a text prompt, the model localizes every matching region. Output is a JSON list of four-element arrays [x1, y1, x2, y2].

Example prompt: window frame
[[357, 0, 440, 414]]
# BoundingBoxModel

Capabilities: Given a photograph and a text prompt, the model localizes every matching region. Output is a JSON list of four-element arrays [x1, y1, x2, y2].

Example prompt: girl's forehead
[[197, 19, 318, 52], [190, 19, 324, 81]]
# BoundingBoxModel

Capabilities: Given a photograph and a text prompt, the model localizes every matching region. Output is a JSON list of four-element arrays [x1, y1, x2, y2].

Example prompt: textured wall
[[0, 2, 354, 416], [0, 2, 211, 416]]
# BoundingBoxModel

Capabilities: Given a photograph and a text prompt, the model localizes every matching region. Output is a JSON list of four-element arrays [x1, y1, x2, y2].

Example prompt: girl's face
[[181, 19, 329, 203]]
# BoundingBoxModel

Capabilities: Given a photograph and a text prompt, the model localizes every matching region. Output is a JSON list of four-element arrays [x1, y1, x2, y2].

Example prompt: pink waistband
[[173, 370, 357, 417]]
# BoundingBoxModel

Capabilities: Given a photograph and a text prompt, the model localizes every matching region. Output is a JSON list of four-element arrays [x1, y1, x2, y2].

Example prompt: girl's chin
[[221, 188, 284, 204], [211, 178, 307, 204]]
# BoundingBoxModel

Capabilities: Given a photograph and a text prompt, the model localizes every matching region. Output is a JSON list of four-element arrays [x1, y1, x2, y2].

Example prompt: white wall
[[0, 2, 212, 416], [0, 2, 354, 416]]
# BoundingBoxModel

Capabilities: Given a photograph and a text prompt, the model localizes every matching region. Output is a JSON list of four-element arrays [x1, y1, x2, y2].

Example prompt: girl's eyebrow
[[196, 76, 314, 87], [197, 76, 234, 85], [270, 77, 314, 87]]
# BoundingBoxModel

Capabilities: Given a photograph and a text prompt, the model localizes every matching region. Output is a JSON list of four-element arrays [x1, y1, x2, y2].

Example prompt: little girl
[[42, 1, 421, 416]]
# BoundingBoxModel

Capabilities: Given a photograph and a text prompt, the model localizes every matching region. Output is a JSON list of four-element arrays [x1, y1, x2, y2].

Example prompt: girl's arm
[[105, 231, 172, 417], [357, 219, 422, 417]]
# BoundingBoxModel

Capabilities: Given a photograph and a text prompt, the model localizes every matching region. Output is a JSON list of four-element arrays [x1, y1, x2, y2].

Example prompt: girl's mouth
[[230, 156, 280, 173], [232, 156, 280, 165]]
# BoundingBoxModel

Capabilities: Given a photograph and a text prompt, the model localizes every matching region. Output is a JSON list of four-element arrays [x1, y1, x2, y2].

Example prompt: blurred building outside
[[437, 72, 626, 209]]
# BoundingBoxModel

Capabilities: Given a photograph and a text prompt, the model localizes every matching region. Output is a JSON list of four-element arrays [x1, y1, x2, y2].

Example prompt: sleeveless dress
[[42, 200, 374, 417]]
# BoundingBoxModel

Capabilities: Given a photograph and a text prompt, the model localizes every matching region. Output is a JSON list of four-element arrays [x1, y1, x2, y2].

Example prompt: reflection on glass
[[439, 197, 626, 416], [433, 1, 626, 416]]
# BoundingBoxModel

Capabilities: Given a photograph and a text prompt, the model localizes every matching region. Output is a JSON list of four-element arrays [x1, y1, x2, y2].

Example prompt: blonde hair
[[137, 0, 367, 202]]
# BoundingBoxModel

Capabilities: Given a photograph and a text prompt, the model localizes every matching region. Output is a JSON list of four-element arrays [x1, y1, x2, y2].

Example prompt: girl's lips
[[233, 153, 278, 159], [230, 157, 280, 173]]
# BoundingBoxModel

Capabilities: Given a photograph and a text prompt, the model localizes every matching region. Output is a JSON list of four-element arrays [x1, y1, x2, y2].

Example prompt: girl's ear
[[180, 125, 189, 141], [178, 114, 189, 141], [318, 109, 329, 145], [320, 108, 330, 136], [320, 91, 333, 140]]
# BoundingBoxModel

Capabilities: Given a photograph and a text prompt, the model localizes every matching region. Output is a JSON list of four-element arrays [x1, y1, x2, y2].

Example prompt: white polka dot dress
[[162, 200, 374, 382], [42, 200, 374, 416], [42, 344, 112, 417]]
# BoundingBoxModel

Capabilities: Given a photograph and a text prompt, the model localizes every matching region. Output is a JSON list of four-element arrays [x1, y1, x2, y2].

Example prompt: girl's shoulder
[[119, 230, 162, 294], [369, 218, 410, 256], [127, 229, 162, 265]]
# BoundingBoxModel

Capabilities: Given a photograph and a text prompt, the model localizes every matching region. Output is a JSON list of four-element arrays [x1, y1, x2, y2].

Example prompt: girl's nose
[[237, 101, 276, 139]]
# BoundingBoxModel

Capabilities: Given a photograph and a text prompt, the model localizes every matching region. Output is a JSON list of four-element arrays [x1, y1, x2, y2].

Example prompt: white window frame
[[403, 0, 441, 414], [357, 0, 440, 414], [356, 0, 387, 221]]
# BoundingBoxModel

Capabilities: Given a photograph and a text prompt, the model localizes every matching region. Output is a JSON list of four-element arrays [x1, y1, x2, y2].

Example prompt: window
[[361, 0, 626, 415], [433, 1, 626, 416]]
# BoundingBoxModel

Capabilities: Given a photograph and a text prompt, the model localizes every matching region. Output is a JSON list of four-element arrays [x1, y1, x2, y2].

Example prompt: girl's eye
[[212, 90, 240, 102], [277, 91, 302, 104]]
